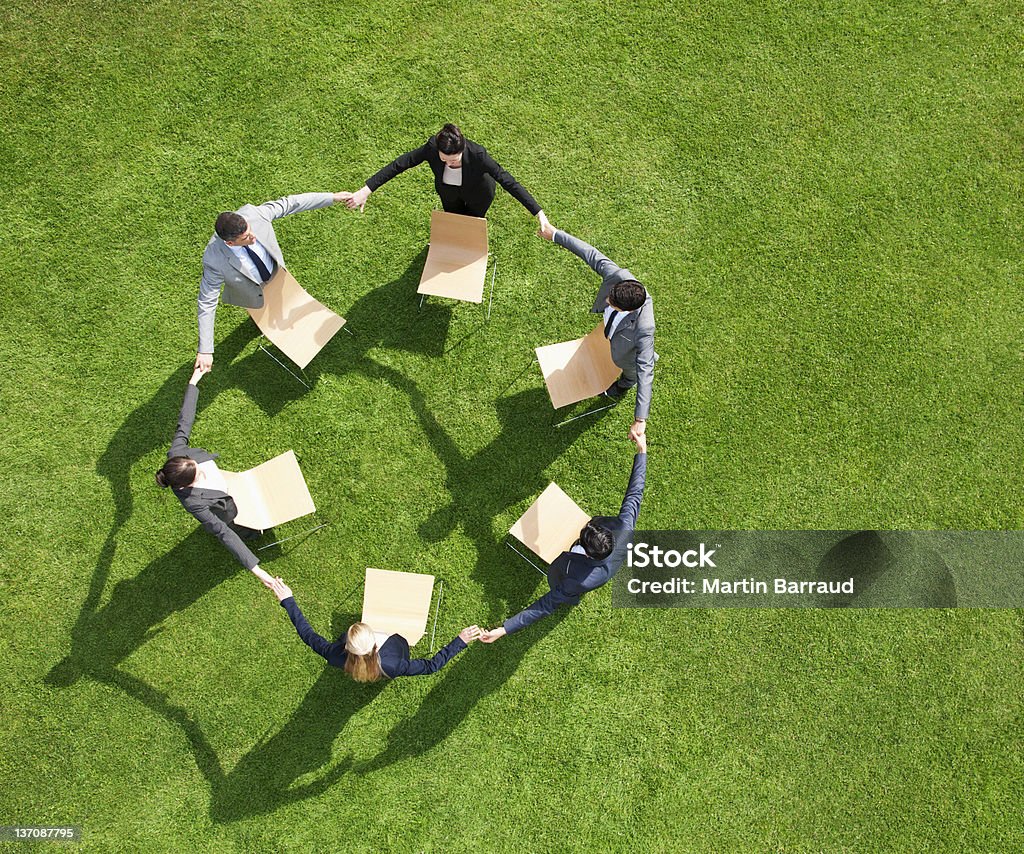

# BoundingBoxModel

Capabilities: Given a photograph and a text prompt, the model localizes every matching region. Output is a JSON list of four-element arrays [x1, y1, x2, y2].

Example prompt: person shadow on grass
[[54, 249, 443, 685], [51, 245, 614, 819]]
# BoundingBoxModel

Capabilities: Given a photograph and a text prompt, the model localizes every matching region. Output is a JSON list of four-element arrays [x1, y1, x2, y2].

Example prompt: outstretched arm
[[552, 228, 625, 280], [478, 147, 542, 215], [255, 193, 339, 220], [617, 449, 648, 530], [189, 504, 261, 570], [168, 374, 203, 457], [277, 593, 337, 663], [393, 626, 481, 676], [633, 323, 656, 423], [342, 141, 432, 211], [490, 582, 583, 639], [196, 263, 224, 362]]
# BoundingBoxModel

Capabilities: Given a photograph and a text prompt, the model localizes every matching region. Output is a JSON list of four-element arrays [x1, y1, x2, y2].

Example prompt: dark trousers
[[438, 183, 495, 218]]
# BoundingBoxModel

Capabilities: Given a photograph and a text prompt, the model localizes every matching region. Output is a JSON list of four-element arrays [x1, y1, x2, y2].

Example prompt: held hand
[[537, 219, 556, 241], [251, 566, 274, 588], [479, 626, 507, 644], [629, 419, 647, 447], [342, 186, 371, 212], [459, 625, 483, 643], [194, 353, 213, 375], [189, 364, 208, 385], [269, 576, 293, 602]]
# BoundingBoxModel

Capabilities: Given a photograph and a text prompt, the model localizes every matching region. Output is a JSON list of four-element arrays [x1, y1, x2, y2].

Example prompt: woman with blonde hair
[[268, 577, 481, 681]]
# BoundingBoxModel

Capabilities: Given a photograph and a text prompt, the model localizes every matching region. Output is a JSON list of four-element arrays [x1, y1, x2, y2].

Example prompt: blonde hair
[[344, 622, 385, 683]]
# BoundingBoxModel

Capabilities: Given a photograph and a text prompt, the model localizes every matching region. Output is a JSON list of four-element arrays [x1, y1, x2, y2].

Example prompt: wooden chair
[[221, 450, 325, 545], [361, 567, 439, 647], [417, 210, 496, 315], [507, 482, 591, 574], [534, 322, 622, 425], [247, 268, 348, 385]]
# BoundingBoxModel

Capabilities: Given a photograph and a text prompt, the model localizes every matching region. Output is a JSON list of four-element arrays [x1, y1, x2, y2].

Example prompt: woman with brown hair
[[155, 365, 273, 587], [267, 577, 481, 681]]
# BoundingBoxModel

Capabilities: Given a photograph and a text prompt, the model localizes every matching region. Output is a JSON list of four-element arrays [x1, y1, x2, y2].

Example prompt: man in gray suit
[[195, 192, 346, 371], [539, 222, 657, 442]]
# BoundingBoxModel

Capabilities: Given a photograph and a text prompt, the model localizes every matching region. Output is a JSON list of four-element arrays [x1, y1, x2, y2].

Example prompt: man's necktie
[[604, 310, 618, 338], [244, 246, 273, 283]]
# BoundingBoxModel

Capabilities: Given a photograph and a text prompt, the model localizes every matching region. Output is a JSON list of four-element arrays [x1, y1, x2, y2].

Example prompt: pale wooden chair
[[507, 482, 591, 574], [417, 210, 496, 316], [534, 322, 622, 426], [361, 567, 439, 648], [247, 268, 348, 386], [221, 450, 325, 546]]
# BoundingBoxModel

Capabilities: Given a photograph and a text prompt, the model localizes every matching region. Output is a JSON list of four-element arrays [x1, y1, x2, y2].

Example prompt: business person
[[539, 221, 656, 442], [341, 123, 550, 228], [267, 577, 481, 681], [480, 434, 648, 643], [196, 192, 347, 372], [155, 366, 273, 586]]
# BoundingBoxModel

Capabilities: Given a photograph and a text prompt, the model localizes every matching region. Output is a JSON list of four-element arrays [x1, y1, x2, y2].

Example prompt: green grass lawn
[[1, 0, 1022, 850]]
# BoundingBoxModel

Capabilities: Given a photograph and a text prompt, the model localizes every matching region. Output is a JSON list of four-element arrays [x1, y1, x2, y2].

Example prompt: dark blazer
[[554, 230, 657, 421], [167, 384, 259, 570], [365, 136, 542, 218], [504, 452, 648, 635], [280, 596, 468, 678]]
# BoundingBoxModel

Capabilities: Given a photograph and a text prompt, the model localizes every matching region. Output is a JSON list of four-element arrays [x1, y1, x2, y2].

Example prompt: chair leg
[[505, 539, 548, 576], [554, 402, 617, 429], [258, 340, 312, 389], [429, 578, 445, 652], [486, 254, 498, 321], [256, 519, 329, 550]]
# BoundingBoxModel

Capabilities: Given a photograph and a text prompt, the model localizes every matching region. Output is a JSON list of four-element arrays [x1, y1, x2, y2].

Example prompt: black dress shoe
[[602, 380, 628, 400]]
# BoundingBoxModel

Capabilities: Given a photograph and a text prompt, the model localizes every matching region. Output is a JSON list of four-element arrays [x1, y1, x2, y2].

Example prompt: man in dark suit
[[539, 222, 657, 443], [341, 122, 551, 228], [480, 434, 648, 642]]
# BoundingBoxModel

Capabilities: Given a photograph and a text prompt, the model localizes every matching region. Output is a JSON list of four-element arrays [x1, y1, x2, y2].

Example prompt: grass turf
[[1, 0, 1022, 850]]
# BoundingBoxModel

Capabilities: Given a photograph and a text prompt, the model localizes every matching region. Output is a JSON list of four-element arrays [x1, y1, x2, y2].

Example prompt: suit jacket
[[365, 137, 541, 217], [167, 384, 259, 569], [554, 230, 657, 421], [504, 452, 647, 635], [280, 597, 468, 678], [197, 193, 336, 354]]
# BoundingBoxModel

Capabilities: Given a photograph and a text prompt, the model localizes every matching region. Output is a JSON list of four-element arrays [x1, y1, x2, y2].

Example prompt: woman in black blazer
[[342, 123, 551, 226], [268, 577, 481, 681], [154, 367, 273, 586]]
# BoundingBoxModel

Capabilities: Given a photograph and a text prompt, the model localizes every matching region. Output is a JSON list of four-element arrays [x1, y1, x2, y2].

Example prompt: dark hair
[[436, 123, 466, 155], [155, 456, 197, 489], [609, 280, 647, 311], [579, 521, 615, 560], [215, 211, 248, 241]]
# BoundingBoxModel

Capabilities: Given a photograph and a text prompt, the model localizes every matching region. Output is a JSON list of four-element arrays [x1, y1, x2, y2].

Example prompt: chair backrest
[[361, 567, 436, 646], [418, 210, 489, 303], [509, 482, 592, 564], [535, 322, 621, 409], [221, 450, 315, 531], [247, 268, 346, 369]]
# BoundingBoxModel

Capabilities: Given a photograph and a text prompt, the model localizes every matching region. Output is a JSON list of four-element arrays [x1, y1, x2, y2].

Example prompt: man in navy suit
[[481, 433, 648, 643]]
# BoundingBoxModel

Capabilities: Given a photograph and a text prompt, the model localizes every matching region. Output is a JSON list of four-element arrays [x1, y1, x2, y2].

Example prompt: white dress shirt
[[228, 239, 275, 283], [441, 164, 463, 186]]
